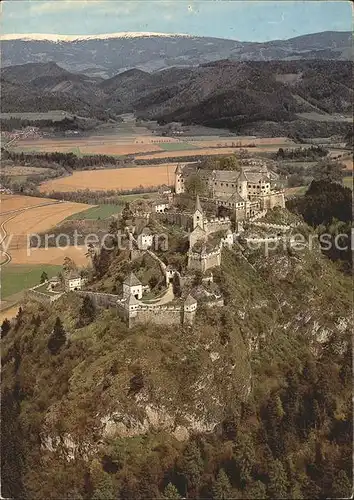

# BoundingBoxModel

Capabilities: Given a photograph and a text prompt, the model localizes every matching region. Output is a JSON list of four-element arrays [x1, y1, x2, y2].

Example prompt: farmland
[[0, 110, 76, 121], [1, 165, 52, 178], [39, 165, 176, 193], [0, 195, 94, 314], [65, 204, 122, 220]]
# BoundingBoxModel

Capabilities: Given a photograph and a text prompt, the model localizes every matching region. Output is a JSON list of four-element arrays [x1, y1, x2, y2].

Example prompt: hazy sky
[[2, 0, 352, 41]]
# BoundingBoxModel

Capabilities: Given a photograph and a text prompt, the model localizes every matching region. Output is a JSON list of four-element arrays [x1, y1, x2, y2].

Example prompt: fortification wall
[[188, 248, 221, 272], [261, 192, 285, 210], [155, 211, 193, 231], [204, 219, 231, 235], [251, 222, 290, 231], [75, 290, 119, 308], [25, 289, 63, 304], [130, 306, 182, 327]]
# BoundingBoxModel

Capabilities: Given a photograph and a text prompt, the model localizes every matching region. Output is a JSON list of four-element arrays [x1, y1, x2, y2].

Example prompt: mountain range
[[2, 31, 352, 78], [1, 58, 352, 137]]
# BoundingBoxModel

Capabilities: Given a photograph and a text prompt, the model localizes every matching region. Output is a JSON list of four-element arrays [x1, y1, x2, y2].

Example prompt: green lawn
[[66, 204, 122, 220], [343, 176, 353, 190], [119, 192, 158, 201], [157, 142, 200, 151], [1, 264, 61, 299]]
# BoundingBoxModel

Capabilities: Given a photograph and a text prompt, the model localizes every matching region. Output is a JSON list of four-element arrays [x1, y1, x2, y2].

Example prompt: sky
[[1, 0, 352, 42]]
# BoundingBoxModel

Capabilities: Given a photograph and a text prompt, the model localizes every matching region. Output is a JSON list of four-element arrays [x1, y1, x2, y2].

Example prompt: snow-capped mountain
[[1, 31, 352, 78]]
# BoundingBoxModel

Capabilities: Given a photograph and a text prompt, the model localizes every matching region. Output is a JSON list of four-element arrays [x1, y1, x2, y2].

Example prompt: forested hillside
[[1, 211, 352, 499], [1, 59, 352, 137]]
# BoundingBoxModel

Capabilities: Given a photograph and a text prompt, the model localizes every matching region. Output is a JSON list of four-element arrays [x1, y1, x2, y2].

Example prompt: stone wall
[[188, 247, 221, 272], [25, 289, 63, 304], [155, 211, 193, 231], [261, 192, 285, 210], [130, 306, 182, 328], [75, 290, 119, 308], [204, 218, 231, 235]]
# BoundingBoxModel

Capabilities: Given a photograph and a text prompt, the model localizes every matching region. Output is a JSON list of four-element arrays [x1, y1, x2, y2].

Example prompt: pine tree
[[163, 483, 181, 499], [244, 480, 267, 499], [267, 459, 289, 499], [40, 271, 48, 283], [77, 295, 96, 327], [331, 470, 352, 498], [172, 273, 182, 297], [212, 469, 232, 500], [233, 433, 256, 485], [47, 317, 66, 355], [179, 441, 204, 495], [1, 318, 11, 338]]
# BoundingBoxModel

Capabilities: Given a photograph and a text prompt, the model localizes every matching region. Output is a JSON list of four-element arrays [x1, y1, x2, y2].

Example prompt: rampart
[[25, 289, 63, 304], [75, 290, 119, 308]]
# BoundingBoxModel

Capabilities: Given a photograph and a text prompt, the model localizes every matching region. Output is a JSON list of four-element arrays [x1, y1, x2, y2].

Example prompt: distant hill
[[1, 59, 352, 137], [1, 31, 352, 78]]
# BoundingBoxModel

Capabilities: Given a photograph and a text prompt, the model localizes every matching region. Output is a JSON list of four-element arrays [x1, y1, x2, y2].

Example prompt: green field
[[343, 176, 353, 190], [65, 204, 123, 220], [157, 142, 199, 151], [1, 264, 62, 299]]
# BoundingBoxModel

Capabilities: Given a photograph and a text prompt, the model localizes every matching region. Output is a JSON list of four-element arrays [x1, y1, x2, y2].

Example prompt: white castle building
[[175, 163, 285, 219]]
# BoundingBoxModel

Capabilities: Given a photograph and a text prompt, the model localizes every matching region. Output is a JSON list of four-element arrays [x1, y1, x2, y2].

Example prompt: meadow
[[65, 204, 122, 220], [1, 264, 61, 299]]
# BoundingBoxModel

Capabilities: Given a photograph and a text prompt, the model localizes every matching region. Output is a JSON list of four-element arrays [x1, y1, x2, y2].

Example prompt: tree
[[63, 257, 76, 273], [212, 469, 232, 500], [163, 483, 181, 499], [219, 155, 240, 171], [40, 271, 48, 283], [108, 218, 119, 234], [233, 433, 256, 485], [47, 317, 66, 355], [331, 470, 352, 498], [1, 319, 11, 338], [311, 160, 343, 184], [185, 174, 206, 196], [77, 295, 96, 327], [192, 270, 203, 287], [244, 480, 267, 499], [172, 273, 182, 297], [178, 441, 204, 495], [267, 460, 289, 499]]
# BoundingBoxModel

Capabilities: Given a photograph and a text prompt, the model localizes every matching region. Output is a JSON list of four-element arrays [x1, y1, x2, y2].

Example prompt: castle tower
[[175, 164, 184, 194], [183, 294, 197, 325], [123, 273, 143, 299], [238, 169, 248, 200], [193, 195, 204, 230]]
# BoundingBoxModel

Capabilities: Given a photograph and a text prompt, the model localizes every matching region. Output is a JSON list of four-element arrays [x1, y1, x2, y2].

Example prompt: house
[[154, 200, 169, 213], [64, 271, 83, 291], [138, 227, 154, 250]]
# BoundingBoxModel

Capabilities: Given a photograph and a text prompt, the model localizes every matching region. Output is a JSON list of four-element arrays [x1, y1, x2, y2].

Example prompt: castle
[[26, 158, 288, 329], [174, 162, 285, 220]]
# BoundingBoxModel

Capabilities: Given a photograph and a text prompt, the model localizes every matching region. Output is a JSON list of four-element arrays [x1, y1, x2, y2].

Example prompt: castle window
[[226, 183, 228, 187], [221, 183, 224, 186], [231, 184, 234, 188]]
